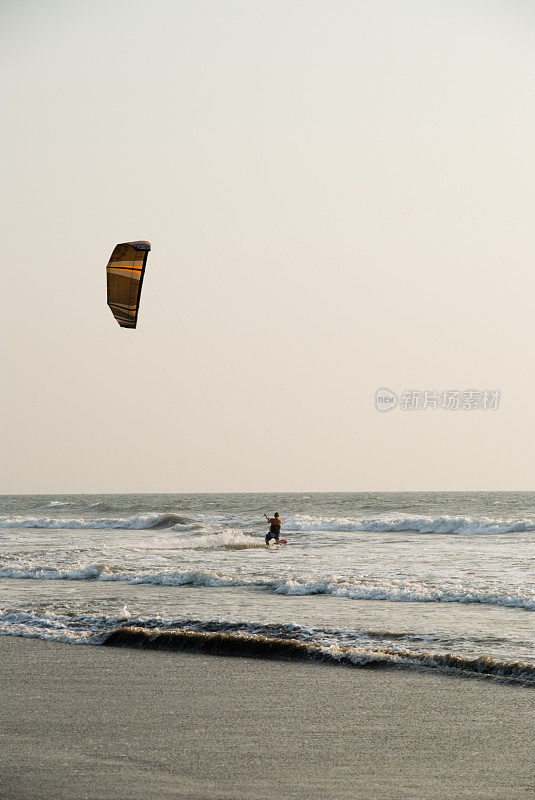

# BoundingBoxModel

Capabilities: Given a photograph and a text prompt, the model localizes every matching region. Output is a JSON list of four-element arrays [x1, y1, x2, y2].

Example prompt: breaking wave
[[272, 577, 535, 610], [0, 565, 532, 610], [2, 509, 535, 537], [184, 530, 264, 550], [103, 627, 535, 685], [284, 514, 535, 535], [1, 610, 531, 684], [0, 512, 195, 530]]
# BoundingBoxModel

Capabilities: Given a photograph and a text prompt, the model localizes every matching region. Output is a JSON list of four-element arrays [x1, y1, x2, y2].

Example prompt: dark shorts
[[266, 530, 280, 542]]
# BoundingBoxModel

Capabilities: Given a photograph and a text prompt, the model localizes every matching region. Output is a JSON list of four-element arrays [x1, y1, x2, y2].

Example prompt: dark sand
[[0, 637, 533, 800]]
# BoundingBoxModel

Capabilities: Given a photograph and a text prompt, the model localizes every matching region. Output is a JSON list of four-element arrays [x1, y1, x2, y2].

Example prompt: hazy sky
[[2, 0, 535, 493]]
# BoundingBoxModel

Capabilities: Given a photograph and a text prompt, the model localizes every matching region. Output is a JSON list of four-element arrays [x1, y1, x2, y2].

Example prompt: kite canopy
[[106, 241, 151, 328]]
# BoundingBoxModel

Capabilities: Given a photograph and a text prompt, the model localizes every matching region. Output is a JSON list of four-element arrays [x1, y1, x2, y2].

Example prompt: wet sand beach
[[0, 636, 533, 800]]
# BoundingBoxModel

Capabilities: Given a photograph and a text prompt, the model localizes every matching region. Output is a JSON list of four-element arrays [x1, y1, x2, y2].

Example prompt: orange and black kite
[[106, 240, 151, 328]]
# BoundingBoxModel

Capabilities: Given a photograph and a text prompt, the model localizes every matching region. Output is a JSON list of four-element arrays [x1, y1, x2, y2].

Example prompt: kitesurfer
[[264, 512, 282, 546]]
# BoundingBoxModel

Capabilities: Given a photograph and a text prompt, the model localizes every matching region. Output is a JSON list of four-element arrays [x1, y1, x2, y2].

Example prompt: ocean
[[0, 492, 533, 684]]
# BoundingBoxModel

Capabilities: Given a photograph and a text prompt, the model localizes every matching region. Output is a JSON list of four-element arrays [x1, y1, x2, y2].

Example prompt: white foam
[[175, 530, 264, 550], [272, 576, 535, 610], [0, 512, 183, 530], [0, 564, 533, 610], [284, 513, 535, 535], [3, 510, 534, 537], [0, 610, 101, 644], [0, 564, 257, 588]]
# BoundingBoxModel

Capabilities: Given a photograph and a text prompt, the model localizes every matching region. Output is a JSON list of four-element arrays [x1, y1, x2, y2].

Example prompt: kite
[[106, 240, 151, 328]]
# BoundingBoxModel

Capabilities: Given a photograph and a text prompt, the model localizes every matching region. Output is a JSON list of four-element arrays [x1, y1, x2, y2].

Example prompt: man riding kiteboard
[[264, 512, 284, 546]]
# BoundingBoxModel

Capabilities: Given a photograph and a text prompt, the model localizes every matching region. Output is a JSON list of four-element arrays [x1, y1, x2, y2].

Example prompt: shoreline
[[1, 636, 534, 799]]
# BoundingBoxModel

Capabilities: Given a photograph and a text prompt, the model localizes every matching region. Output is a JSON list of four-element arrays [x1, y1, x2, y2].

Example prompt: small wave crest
[[1, 611, 533, 684], [103, 627, 535, 684], [284, 513, 535, 536], [1, 566, 533, 610], [0, 565, 250, 587], [0, 512, 194, 530], [272, 577, 535, 610], [178, 530, 264, 550]]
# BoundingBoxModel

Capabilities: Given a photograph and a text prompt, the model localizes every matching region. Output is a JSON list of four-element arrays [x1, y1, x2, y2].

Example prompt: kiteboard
[[266, 539, 287, 547]]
